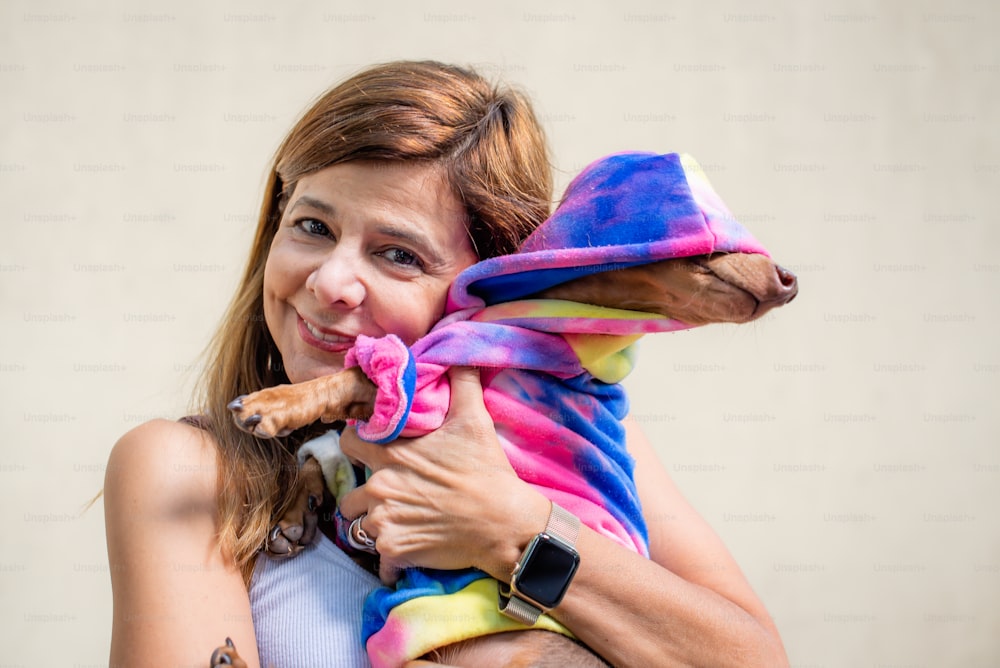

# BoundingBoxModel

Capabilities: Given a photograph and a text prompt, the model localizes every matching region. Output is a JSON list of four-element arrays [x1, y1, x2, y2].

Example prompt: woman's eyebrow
[[288, 195, 336, 217]]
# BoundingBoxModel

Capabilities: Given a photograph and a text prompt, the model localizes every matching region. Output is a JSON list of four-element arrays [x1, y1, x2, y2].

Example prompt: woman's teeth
[[305, 321, 350, 343]]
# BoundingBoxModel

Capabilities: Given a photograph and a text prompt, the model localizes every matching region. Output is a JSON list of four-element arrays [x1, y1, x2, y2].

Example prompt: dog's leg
[[229, 372, 375, 556], [228, 366, 377, 438], [265, 431, 360, 557], [264, 454, 327, 558], [209, 638, 248, 668]]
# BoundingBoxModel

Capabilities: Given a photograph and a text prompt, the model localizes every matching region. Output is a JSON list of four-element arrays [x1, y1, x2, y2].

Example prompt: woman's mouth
[[297, 316, 355, 352]]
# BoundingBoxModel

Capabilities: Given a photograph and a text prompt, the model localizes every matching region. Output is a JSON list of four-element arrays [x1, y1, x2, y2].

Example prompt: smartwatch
[[499, 502, 581, 625]]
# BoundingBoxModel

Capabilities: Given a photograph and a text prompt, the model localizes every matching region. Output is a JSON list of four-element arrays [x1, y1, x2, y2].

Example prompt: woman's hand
[[337, 367, 550, 584]]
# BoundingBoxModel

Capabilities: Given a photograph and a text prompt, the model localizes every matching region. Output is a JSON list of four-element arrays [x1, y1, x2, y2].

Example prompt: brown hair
[[194, 60, 552, 583]]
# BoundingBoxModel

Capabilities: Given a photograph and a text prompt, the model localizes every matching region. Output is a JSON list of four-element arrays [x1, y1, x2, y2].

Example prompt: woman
[[104, 60, 788, 667]]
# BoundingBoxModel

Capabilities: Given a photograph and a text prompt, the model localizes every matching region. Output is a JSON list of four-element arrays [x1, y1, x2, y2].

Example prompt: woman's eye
[[382, 248, 422, 268], [296, 218, 332, 238]]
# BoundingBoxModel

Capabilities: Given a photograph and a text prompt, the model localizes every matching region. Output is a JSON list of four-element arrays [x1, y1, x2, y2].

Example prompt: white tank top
[[250, 533, 381, 667]]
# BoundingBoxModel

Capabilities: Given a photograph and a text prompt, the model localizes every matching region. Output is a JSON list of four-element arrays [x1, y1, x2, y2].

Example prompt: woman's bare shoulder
[[105, 420, 261, 667], [105, 418, 221, 520]]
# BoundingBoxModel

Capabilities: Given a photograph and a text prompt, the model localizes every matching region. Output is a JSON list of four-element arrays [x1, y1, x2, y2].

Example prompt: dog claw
[[210, 635, 248, 667], [227, 397, 245, 412], [265, 525, 296, 557], [210, 647, 233, 666]]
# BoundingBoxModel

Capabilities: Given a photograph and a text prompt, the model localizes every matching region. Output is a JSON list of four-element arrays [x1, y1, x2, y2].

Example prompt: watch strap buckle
[[498, 582, 544, 625]]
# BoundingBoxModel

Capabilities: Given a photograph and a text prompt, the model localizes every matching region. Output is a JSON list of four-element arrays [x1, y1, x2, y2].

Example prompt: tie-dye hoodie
[[338, 152, 770, 666]]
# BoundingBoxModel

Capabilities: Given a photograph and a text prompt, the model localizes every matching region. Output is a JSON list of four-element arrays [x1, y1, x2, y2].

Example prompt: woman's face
[[263, 161, 478, 383]]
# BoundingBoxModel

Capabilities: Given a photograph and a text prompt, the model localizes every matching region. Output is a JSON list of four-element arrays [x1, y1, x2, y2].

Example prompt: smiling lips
[[298, 315, 356, 352]]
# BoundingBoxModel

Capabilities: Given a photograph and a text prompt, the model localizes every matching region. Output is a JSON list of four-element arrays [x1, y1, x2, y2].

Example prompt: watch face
[[515, 534, 581, 608]]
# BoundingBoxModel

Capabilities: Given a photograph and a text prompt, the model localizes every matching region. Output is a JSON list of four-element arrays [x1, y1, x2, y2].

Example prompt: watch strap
[[498, 584, 543, 624], [545, 501, 580, 548]]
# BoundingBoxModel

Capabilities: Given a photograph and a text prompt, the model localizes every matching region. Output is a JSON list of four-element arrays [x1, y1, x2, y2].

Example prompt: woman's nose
[[307, 253, 366, 309]]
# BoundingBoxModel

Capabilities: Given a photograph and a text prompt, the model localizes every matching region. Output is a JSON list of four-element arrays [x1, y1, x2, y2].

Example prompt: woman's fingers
[[337, 483, 407, 585], [336, 482, 370, 529], [444, 366, 485, 420], [338, 425, 378, 470]]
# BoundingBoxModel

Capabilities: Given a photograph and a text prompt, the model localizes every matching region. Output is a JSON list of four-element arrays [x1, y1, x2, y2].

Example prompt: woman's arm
[[551, 418, 788, 667], [104, 419, 261, 668], [339, 368, 788, 667]]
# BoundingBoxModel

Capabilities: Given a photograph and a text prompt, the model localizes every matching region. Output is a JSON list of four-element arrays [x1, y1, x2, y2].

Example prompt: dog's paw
[[264, 522, 307, 558], [209, 637, 248, 668], [227, 391, 296, 439], [264, 456, 326, 558]]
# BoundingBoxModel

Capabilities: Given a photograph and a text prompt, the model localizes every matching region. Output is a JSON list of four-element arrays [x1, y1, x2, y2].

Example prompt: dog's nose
[[770, 265, 798, 305]]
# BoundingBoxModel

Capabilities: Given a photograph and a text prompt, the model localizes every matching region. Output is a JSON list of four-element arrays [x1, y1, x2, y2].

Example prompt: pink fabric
[[344, 335, 416, 443]]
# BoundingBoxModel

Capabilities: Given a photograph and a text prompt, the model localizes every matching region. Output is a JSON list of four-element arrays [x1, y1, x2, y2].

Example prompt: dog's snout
[[772, 265, 798, 304], [744, 262, 798, 320], [680, 253, 798, 323]]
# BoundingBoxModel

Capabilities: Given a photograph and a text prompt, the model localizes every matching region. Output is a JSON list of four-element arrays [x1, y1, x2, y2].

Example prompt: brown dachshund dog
[[228, 251, 797, 548]]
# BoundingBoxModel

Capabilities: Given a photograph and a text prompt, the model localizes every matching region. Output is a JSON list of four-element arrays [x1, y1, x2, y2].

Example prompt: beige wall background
[[2, 0, 996, 665]]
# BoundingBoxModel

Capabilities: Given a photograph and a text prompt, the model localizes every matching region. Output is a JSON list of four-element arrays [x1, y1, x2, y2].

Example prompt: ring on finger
[[347, 513, 378, 554]]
